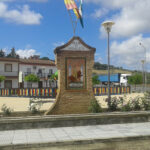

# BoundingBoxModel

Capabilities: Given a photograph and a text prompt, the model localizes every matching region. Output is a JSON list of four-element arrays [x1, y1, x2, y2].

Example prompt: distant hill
[[93, 62, 133, 75], [93, 69, 133, 75]]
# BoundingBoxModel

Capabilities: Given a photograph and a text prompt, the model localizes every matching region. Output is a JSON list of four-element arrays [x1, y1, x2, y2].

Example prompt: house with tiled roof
[[19, 56, 57, 88], [0, 57, 19, 88], [0, 54, 57, 89]]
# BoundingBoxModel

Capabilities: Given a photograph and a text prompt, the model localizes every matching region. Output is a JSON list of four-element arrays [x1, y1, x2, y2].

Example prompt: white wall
[[12, 79, 18, 88], [0, 79, 18, 89], [19, 64, 57, 88], [0, 81, 4, 88], [0, 61, 18, 72], [0, 61, 19, 89], [19, 64, 57, 75]]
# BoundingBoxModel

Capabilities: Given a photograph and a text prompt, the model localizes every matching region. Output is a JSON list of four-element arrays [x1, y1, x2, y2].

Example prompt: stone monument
[[46, 36, 96, 115]]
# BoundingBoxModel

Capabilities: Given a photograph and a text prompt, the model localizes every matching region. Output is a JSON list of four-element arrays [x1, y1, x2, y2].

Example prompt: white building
[[0, 57, 57, 89], [19, 58, 57, 88], [0, 57, 19, 88]]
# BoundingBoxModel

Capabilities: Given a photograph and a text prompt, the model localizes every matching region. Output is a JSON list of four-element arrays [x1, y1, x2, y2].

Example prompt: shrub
[[141, 92, 150, 111], [1, 104, 13, 116], [88, 99, 102, 113], [130, 96, 142, 111], [29, 102, 42, 114], [121, 101, 132, 112], [105, 97, 122, 111]]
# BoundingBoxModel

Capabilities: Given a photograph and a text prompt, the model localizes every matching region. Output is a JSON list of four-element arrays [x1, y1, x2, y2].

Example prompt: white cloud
[[110, 34, 150, 71], [53, 42, 64, 48], [91, 8, 108, 19], [1, 0, 48, 2], [85, 0, 139, 9], [0, 2, 42, 25], [87, 0, 150, 38], [95, 53, 103, 63], [16, 49, 40, 58], [28, 0, 48, 2]]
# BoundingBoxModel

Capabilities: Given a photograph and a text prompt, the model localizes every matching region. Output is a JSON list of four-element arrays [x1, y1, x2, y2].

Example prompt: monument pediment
[[54, 36, 95, 54]]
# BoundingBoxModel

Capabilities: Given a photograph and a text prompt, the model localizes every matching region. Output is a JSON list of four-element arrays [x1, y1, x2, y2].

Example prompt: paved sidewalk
[[0, 122, 150, 147]]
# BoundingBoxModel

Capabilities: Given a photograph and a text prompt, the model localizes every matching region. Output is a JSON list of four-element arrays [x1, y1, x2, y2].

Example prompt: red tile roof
[[19, 58, 55, 66]]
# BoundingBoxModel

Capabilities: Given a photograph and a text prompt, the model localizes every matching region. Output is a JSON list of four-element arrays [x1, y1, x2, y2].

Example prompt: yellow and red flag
[[64, 0, 77, 10], [64, 0, 84, 28], [73, 8, 80, 19]]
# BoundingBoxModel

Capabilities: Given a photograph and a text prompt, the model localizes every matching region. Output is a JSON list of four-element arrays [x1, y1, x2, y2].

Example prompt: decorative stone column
[[46, 36, 96, 115]]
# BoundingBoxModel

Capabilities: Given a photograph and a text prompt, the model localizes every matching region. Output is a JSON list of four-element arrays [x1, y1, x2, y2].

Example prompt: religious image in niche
[[67, 58, 85, 89]]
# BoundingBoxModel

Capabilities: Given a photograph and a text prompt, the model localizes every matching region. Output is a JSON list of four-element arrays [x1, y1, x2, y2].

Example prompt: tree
[[7, 47, 19, 58], [128, 74, 142, 88], [49, 71, 58, 88], [92, 75, 100, 85], [0, 76, 5, 87], [0, 49, 5, 57], [40, 57, 50, 60], [24, 74, 40, 88]]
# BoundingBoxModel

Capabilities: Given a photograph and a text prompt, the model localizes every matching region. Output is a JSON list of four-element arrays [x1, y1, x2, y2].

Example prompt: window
[[38, 69, 42, 74], [49, 69, 53, 75], [5, 64, 12, 72]]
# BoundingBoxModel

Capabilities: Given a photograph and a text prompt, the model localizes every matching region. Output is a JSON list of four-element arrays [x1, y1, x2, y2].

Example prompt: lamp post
[[102, 21, 115, 108], [141, 60, 145, 90], [139, 42, 147, 92]]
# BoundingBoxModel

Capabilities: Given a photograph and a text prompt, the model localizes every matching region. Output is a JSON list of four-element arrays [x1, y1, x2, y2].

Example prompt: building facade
[[0, 57, 57, 89], [0, 57, 19, 88]]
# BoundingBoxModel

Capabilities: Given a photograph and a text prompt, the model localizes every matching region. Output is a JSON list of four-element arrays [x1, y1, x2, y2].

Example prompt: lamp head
[[102, 21, 115, 33]]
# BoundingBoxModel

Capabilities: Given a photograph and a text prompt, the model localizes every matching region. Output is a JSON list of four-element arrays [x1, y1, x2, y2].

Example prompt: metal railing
[[24, 72, 52, 78], [0, 86, 131, 97], [93, 86, 131, 96], [0, 88, 57, 97]]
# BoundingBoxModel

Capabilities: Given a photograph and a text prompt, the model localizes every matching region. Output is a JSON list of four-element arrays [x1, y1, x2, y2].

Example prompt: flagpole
[[68, 10, 77, 36], [74, 19, 78, 35]]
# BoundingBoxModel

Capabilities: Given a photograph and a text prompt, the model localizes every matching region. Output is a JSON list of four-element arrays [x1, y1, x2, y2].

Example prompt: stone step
[[0, 111, 150, 131]]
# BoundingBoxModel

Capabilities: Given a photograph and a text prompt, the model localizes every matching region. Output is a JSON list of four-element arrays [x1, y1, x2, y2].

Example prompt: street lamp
[[139, 42, 147, 92], [102, 21, 115, 108], [141, 60, 145, 90]]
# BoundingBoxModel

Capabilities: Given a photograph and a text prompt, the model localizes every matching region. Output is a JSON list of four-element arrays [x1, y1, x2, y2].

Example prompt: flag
[[64, 0, 84, 28], [79, 0, 84, 28], [73, 8, 80, 19], [64, 0, 77, 10]]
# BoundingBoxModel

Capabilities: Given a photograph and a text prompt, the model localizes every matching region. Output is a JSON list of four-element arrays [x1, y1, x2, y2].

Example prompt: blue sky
[[0, 0, 150, 71]]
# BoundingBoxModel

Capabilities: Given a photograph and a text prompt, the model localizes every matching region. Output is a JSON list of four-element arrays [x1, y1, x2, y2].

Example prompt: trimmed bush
[[1, 104, 13, 116], [88, 99, 102, 113]]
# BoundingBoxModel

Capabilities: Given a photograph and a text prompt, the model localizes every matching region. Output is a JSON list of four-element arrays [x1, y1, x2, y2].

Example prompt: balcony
[[24, 72, 52, 79], [0, 71, 18, 77]]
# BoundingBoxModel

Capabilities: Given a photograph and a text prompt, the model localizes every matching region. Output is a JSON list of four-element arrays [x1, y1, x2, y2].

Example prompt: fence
[[0, 88, 57, 97], [93, 86, 131, 96], [0, 86, 131, 97]]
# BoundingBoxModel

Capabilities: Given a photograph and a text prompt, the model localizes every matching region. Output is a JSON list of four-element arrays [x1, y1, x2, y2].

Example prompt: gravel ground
[[0, 93, 144, 112], [0, 97, 55, 112]]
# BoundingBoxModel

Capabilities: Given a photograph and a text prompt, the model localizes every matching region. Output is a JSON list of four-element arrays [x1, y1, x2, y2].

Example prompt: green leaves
[[0, 76, 5, 83], [92, 75, 100, 85], [128, 73, 142, 85], [50, 72, 58, 81], [88, 99, 102, 113], [24, 74, 40, 82]]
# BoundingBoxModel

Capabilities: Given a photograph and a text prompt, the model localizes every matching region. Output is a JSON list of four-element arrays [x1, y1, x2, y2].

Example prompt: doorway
[[5, 80, 12, 89], [38, 81, 43, 88]]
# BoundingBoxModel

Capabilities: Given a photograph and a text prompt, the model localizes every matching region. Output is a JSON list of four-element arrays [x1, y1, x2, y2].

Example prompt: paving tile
[[56, 136, 72, 142], [62, 127, 81, 136], [12, 139, 27, 145], [41, 137, 58, 142], [1, 122, 150, 146], [27, 138, 43, 144]]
